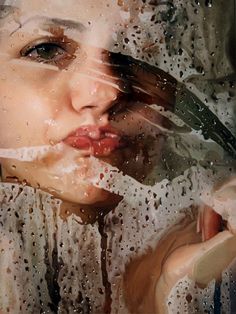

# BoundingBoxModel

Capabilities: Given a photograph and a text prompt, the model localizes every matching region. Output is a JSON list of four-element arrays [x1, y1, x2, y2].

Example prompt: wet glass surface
[[0, 0, 236, 313]]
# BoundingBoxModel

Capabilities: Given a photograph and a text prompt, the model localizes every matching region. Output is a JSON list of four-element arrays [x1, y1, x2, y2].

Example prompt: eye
[[20, 38, 77, 68], [22, 42, 65, 60]]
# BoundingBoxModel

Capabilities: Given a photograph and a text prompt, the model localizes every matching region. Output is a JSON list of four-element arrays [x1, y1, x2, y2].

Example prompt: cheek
[[0, 67, 56, 148]]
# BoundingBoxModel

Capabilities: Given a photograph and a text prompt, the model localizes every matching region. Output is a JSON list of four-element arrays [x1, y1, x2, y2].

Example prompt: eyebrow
[[38, 16, 86, 32], [9, 14, 86, 35]]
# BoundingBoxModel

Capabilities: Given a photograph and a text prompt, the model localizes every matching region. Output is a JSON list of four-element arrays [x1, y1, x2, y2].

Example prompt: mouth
[[63, 124, 126, 157]]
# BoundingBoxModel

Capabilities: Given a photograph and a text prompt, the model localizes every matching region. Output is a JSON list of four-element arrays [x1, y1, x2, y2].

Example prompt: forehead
[[0, 0, 124, 49], [8, 0, 122, 26]]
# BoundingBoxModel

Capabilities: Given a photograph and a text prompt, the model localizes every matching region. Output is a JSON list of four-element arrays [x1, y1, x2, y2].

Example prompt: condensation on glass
[[0, 0, 235, 313]]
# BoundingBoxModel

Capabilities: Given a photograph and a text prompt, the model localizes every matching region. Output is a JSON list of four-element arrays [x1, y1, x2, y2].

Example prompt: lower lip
[[64, 136, 123, 157]]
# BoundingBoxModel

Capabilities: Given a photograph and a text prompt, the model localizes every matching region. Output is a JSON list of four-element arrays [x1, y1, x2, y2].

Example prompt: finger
[[202, 205, 222, 242]]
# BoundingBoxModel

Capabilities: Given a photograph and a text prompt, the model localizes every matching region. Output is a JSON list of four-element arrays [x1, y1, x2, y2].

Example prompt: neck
[[60, 200, 116, 224]]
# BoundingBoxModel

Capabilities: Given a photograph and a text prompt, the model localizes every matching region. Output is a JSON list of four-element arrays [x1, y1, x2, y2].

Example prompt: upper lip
[[65, 125, 121, 140], [63, 124, 125, 156]]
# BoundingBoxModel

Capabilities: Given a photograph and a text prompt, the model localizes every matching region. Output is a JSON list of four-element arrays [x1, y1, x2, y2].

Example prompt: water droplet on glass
[[205, 0, 212, 7]]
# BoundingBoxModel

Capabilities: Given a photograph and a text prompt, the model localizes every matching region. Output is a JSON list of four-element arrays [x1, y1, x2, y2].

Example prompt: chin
[[1, 159, 120, 208]]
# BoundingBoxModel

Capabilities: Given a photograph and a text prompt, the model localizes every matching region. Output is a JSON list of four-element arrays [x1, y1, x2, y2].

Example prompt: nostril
[[70, 74, 119, 114], [83, 104, 97, 110]]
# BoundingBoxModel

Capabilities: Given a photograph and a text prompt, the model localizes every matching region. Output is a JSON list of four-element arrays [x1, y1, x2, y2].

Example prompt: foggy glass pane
[[0, 0, 235, 313]]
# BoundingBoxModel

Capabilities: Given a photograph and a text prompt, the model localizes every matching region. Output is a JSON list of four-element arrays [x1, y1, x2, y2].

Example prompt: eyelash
[[20, 37, 77, 68]]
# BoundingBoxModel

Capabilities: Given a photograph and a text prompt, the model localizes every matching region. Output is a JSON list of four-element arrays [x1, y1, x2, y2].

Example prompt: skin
[[0, 0, 149, 210], [0, 0, 162, 211], [124, 214, 236, 313]]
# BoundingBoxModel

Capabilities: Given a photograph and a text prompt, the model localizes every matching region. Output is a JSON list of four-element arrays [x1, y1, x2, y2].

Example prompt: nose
[[68, 56, 118, 116]]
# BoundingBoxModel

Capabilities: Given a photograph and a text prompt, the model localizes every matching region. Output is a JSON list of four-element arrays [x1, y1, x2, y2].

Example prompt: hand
[[123, 204, 236, 313]]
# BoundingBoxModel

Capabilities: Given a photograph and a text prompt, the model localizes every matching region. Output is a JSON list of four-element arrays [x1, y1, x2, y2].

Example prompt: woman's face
[[0, 0, 146, 205]]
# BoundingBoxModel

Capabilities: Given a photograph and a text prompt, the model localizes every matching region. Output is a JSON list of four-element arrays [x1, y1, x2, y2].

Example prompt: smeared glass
[[0, 1, 236, 313]]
